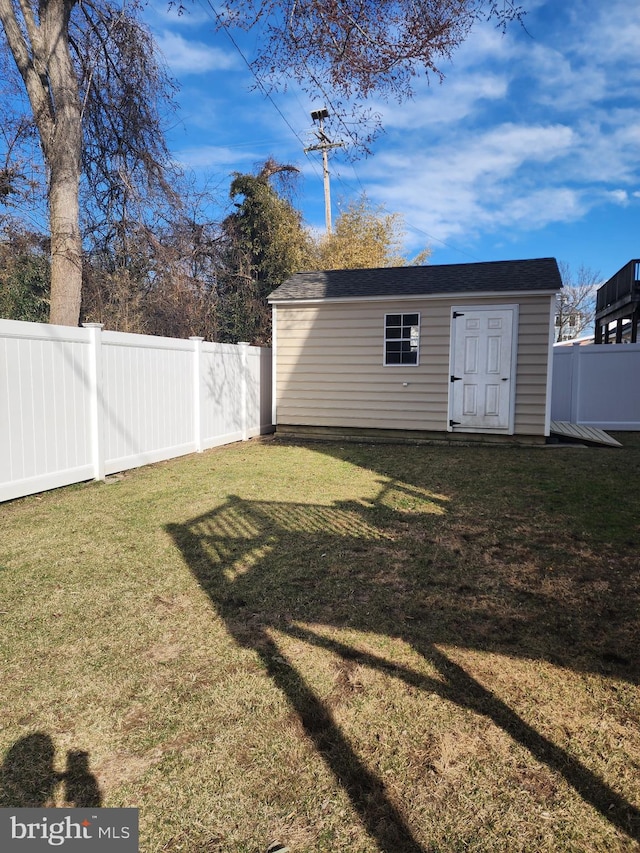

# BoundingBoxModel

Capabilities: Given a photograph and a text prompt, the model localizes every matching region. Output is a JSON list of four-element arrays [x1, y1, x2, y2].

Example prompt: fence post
[[238, 342, 250, 441], [569, 342, 581, 423], [83, 323, 105, 481], [190, 337, 204, 452]]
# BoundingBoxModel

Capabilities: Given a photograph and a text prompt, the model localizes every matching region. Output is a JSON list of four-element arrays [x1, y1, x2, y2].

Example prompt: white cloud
[[458, 122, 574, 175], [146, 0, 213, 29], [155, 31, 239, 75], [521, 3, 640, 111], [154, 0, 640, 272], [568, 3, 640, 67], [555, 117, 640, 187], [172, 144, 260, 171], [341, 0, 640, 252], [604, 189, 629, 205], [497, 188, 585, 229], [353, 120, 581, 246], [525, 43, 608, 113], [365, 122, 574, 193], [375, 72, 509, 130]]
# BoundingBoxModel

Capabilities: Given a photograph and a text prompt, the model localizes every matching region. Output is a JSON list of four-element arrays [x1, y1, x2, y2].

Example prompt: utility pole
[[304, 108, 344, 233]]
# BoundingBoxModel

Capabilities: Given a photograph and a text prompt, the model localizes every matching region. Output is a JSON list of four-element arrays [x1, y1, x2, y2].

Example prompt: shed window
[[384, 313, 420, 365]]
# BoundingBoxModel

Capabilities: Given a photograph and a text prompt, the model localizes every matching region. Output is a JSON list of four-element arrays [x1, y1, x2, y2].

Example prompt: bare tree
[[1, 0, 523, 325], [216, 0, 525, 150], [0, 0, 177, 326], [555, 261, 601, 342], [77, 3, 179, 261], [0, 0, 84, 324]]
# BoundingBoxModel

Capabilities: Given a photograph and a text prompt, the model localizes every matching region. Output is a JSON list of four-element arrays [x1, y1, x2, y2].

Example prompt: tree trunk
[[0, 0, 83, 326], [47, 141, 82, 326], [44, 0, 83, 326]]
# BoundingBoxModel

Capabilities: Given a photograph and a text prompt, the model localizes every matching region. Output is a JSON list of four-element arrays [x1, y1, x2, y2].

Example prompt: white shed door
[[450, 307, 516, 432]]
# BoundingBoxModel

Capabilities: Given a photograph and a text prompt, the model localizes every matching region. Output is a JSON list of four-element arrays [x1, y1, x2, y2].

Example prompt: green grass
[[0, 435, 639, 852]]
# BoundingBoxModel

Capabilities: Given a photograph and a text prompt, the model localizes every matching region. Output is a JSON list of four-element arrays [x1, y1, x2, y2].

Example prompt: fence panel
[[1, 319, 272, 502], [200, 342, 245, 448], [551, 343, 640, 429], [247, 345, 273, 440], [0, 320, 94, 502], [102, 331, 196, 474]]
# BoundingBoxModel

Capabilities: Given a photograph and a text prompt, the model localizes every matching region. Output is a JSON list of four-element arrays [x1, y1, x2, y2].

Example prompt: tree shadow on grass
[[167, 483, 639, 851]]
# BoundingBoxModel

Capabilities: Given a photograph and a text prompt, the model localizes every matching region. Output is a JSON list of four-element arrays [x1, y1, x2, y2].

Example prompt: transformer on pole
[[304, 108, 344, 234]]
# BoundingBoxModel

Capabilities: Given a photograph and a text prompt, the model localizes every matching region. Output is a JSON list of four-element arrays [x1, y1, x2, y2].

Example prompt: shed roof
[[269, 257, 562, 302]]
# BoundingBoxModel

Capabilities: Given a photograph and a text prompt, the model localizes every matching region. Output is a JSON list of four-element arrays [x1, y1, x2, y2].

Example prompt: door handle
[[501, 377, 509, 381]]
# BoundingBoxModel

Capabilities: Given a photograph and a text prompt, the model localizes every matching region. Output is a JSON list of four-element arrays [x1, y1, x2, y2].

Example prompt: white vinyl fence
[[551, 342, 640, 430], [1, 319, 273, 503]]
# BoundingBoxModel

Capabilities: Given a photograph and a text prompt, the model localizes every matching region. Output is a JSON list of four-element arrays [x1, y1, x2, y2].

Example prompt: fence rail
[[551, 342, 640, 430], [1, 320, 272, 503]]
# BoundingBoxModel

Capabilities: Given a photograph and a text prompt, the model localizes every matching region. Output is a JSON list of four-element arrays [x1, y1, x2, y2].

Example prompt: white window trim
[[383, 312, 421, 367]]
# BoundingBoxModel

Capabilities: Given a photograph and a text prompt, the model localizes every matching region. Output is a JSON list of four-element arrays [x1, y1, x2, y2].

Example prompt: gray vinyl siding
[[275, 293, 554, 436]]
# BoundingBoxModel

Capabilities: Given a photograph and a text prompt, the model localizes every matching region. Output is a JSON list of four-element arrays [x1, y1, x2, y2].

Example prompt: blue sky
[[146, 0, 640, 281]]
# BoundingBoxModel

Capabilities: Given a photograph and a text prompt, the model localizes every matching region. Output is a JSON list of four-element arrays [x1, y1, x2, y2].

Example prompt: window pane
[[402, 323, 420, 338], [384, 312, 420, 366]]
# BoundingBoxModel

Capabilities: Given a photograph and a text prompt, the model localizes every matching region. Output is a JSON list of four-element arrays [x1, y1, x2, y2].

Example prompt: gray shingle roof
[[268, 258, 562, 302]]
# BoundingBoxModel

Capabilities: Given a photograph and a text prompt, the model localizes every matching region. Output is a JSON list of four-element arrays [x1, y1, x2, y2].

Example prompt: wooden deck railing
[[596, 260, 640, 313]]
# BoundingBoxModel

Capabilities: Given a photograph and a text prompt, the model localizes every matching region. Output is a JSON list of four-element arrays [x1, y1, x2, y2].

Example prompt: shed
[[268, 258, 562, 443]]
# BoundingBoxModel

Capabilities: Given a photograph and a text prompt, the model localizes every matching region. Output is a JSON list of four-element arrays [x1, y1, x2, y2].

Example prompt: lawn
[[0, 435, 638, 852]]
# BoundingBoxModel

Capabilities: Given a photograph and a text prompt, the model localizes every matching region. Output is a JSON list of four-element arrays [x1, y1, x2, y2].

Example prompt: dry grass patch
[[0, 436, 639, 852]]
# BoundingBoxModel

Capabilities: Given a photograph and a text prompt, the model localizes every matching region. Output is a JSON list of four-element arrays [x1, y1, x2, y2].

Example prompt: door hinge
[[450, 375, 462, 382], [452, 311, 464, 318], [449, 419, 461, 427]]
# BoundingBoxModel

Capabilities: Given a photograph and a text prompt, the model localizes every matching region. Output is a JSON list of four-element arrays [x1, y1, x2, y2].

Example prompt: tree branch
[[0, 0, 54, 141]]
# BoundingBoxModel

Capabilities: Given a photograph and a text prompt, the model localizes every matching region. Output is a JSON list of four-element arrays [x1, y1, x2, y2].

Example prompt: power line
[[184, 3, 482, 263], [198, 0, 308, 154], [196, 0, 327, 195], [404, 222, 482, 262], [200, 1, 367, 165]]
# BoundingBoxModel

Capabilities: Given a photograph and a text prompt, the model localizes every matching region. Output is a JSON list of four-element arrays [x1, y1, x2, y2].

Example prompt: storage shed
[[268, 258, 562, 443]]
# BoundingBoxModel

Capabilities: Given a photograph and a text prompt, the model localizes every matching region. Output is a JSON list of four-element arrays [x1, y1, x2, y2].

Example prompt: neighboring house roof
[[269, 258, 562, 302]]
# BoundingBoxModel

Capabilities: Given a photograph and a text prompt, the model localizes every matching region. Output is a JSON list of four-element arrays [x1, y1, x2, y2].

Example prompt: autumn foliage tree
[[311, 195, 431, 270]]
